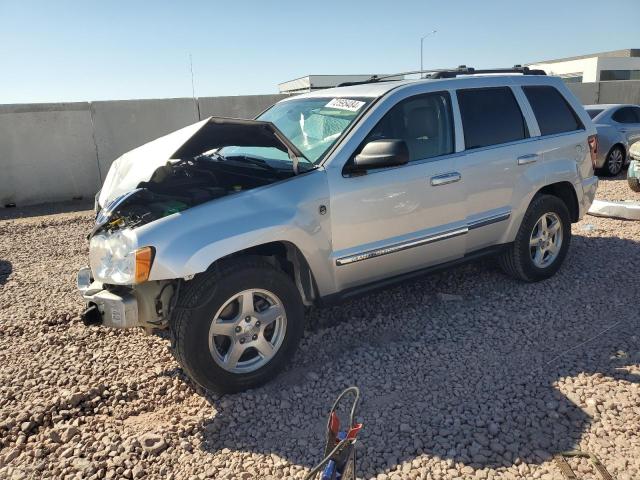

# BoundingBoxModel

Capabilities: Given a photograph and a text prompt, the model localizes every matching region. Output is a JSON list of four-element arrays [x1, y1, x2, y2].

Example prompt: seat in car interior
[[404, 106, 442, 160]]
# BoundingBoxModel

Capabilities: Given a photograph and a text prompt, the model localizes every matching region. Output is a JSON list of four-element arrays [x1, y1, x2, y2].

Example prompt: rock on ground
[[0, 175, 639, 479]]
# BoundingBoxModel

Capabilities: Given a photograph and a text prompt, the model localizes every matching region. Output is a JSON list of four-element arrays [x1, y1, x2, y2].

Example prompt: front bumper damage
[[77, 266, 174, 330]]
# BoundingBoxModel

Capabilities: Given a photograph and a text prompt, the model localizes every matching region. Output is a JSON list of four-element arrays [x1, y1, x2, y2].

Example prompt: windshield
[[219, 97, 372, 165], [586, 109, 603, 119]]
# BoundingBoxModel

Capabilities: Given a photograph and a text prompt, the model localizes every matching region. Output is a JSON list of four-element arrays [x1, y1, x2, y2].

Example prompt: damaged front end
[[78, 265, 176, 331], [79, 116, 311, 331], [92, 116, 310, 236]]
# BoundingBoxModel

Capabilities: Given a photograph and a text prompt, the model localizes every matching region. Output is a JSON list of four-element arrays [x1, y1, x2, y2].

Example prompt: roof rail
[[428, 65, 546, 79], [336, 65, 546, 87]]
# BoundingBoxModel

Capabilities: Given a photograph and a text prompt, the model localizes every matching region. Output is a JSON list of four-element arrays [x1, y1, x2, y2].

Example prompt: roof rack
[[336, 65, 546, 87]]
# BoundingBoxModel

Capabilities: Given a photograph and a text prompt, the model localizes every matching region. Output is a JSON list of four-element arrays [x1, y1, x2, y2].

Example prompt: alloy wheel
[[608, 148, 623, 175], [529, 212, 563, 268], [208, 289, 287, 373]]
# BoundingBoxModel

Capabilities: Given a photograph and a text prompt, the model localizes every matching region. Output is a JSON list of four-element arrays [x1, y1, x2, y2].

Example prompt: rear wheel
[[170, 257, 304, 393], [499, 195, 571, 282], [601, 146, 625, 177]]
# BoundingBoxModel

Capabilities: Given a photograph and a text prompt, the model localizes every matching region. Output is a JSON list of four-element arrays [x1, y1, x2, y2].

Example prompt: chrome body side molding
[[336, 211, 511, 266]]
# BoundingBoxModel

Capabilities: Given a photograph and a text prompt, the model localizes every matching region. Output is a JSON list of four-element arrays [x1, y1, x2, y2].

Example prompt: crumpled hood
[[98, 116, 305, 207]]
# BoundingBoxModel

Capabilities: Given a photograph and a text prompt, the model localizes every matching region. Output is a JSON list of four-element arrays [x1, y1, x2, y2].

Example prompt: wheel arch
[[535, 181, 580, 223], [210, 241, 319, 306]]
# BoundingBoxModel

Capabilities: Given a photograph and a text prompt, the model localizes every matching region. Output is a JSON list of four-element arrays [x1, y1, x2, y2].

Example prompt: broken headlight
[[89, 229, 150, 285]]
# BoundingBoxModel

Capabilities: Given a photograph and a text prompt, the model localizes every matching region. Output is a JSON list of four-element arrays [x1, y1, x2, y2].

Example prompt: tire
[[499, 194, 571, 282], [170, 257, 305, 393], [629, 174, 640, 193], [601, 146, 625, 177]]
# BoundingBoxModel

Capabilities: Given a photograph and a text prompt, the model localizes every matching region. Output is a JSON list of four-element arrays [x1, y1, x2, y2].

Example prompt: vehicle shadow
[[0, 260, 12, 286], [189, 232, 640, 477]]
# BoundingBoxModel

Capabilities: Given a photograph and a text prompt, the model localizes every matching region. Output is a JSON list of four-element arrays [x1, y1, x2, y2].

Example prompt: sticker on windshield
[[325, 98, 366, 112]]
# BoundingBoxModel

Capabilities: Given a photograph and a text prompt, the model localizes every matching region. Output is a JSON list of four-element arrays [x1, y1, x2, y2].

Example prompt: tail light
[[587, 134, 598, 168]]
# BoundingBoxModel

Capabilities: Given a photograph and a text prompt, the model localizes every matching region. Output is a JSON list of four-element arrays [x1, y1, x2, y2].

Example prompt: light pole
[[420, 30, 437, 73]]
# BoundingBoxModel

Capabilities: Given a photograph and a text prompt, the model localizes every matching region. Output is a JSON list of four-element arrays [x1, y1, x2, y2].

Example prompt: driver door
[[327, 91, 467, 292]]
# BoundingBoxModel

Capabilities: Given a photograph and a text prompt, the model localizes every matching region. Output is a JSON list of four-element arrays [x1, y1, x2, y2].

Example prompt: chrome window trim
[[336, 210, 511, 266]]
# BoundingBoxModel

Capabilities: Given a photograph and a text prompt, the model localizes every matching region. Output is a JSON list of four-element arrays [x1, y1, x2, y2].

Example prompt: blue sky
[[1, 0, 638, 103]]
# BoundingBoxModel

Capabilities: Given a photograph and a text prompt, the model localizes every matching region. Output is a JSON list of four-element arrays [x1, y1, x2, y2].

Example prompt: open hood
[[98, 116, 307, 207]]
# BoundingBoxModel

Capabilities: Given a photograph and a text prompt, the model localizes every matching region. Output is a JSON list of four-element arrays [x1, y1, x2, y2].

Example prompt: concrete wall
[[566, 81, 640, 105], [91, 98, 199, 180], [566, 83, 599, 105], [0, 95, 285, 207], [0, 103, 101, 206], [598, 81, 640, 104], [198, 94, 287, 119]]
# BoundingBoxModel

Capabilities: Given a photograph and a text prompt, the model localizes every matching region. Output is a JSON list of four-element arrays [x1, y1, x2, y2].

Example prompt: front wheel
[[499, 195, 571, 282], [170, 257, 305, 393]]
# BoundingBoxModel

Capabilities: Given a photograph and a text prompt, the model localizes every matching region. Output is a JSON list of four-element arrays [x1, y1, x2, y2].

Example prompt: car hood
[[98, 116, 306, 207]]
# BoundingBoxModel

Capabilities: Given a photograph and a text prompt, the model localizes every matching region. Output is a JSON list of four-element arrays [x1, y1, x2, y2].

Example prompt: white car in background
[[585, 104, 640, 176]]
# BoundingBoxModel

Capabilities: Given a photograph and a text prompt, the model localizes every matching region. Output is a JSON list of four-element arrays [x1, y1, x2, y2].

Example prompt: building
[[278, 74, 401, 94], [527, 49, 640, 83]]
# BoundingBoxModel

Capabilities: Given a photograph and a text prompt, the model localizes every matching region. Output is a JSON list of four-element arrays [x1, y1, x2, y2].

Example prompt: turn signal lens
[[588, 134, 598, 168], [134, 247, 154, 284]]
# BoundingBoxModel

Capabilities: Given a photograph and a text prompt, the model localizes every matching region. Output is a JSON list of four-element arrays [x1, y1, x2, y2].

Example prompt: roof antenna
[[189, 53, 196, 98], [189, 53, 200, 119]]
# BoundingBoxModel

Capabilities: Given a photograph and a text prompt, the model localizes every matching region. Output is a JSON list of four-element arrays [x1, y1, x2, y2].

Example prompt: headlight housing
[[89, 229, 154, 285]]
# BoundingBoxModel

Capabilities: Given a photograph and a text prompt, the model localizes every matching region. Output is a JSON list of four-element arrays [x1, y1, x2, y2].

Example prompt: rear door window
[[456, 87, 527, 149], [612, 107, 639, 124], [522, 86, 583, 135]]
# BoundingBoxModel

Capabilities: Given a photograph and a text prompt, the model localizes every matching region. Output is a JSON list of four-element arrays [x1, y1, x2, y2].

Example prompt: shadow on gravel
[[189, 233, 640, 477], [0, 260, 12, 285], [0, 200, 93, 221]]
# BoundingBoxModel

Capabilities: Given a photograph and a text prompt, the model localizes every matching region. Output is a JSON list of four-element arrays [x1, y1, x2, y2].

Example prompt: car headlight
[[89, 229, 154, 285]]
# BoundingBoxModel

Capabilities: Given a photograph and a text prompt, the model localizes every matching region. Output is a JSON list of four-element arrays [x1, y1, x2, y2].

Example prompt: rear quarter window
[[456, 87, 527, 149], [522, 86, 583, 135]]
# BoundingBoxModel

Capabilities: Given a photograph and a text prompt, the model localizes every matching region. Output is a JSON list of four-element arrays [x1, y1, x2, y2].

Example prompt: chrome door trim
[[336, 210, 512, 266], [467, 211, 511, 230], [335, 227, 468, 266]]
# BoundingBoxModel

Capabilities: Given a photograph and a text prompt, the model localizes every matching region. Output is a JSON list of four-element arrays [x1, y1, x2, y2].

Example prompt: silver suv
[[78, 67, 598, 393]]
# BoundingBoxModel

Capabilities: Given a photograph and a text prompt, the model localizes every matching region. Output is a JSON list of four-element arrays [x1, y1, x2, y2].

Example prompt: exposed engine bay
[[92, 155, 295, 236]]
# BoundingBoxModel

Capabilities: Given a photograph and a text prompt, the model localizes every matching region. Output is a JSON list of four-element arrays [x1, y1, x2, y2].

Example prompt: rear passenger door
[[454, 86, 535, 253], [612, 106, 640, 146], [520, 84, 586, 203]]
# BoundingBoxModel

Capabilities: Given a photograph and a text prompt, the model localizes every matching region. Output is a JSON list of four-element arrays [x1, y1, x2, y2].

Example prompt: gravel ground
[[0, 175, 639, 480]]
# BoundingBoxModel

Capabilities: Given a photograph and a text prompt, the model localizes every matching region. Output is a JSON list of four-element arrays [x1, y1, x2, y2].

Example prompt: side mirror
[[353, 139, 409, 170]]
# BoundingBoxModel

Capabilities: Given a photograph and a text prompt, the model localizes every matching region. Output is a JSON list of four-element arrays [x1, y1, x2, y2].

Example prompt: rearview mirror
[[353, 139, 409, 170]]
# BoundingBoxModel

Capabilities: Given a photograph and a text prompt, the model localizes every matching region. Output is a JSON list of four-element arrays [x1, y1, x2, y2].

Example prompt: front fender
[[134, 168, 336, 295]]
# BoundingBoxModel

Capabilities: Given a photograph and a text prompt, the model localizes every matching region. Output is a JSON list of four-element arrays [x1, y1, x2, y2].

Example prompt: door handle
[[431, 172, 461, 186], [517, 154, 539, 165]]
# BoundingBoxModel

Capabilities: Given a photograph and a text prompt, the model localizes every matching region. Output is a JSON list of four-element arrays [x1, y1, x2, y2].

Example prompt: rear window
[[522, 86, 583, 135], [586, 109, 603, 119], [457, 87, 527, 149]]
